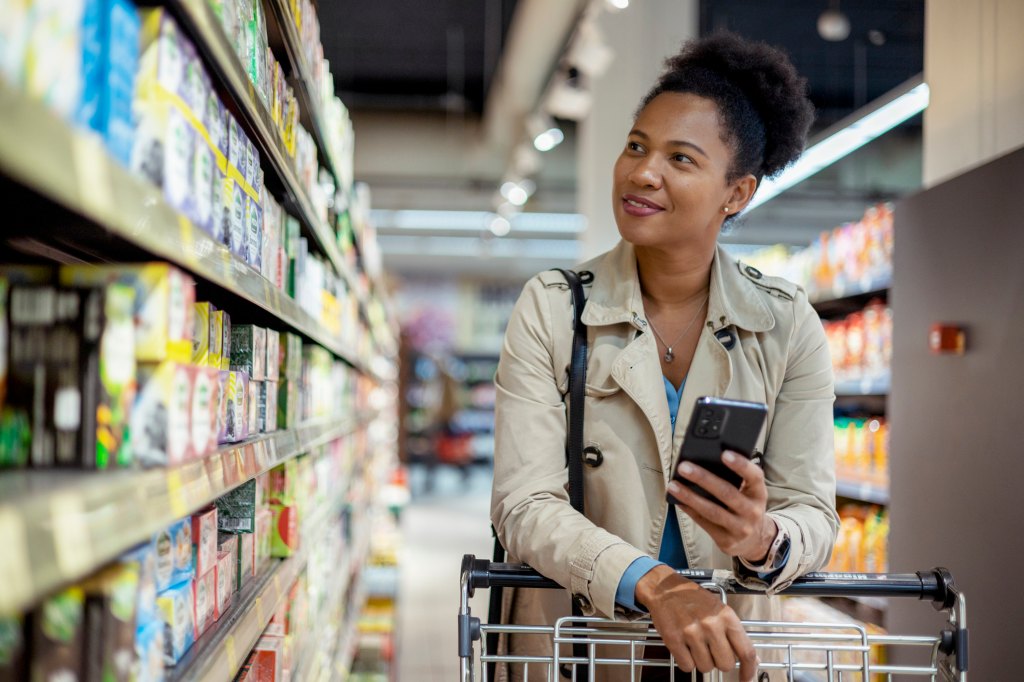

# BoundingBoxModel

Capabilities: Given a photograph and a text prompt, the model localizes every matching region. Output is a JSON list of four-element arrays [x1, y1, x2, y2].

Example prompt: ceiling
[[317, 0, 925, 280]]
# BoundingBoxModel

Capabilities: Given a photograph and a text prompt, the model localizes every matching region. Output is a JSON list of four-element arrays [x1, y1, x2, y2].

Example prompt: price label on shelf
[[255, 595, 265, 624], [50, 492, 93, 579], [225, 634, 239, 671], [220, 249, 235, 285], [166, 469, 188, 517], [0, 509, 32, 612], [178, 215, 200, 268]]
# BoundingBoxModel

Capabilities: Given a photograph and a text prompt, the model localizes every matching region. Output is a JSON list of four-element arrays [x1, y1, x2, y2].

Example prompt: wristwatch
[[739, 526, 791, 574]]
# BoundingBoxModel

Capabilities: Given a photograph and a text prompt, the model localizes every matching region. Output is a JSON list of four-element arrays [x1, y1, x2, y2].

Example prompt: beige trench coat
[[490, 241, 840, 681]]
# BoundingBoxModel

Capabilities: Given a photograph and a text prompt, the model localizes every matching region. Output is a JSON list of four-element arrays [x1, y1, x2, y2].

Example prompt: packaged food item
[[255, 507, 273, 571], [31, 586, 86, 682], [0, 616, 26, 682], [276, 379, 298, 429], [230, 325, 267, 380], [217, 478, 258, 533], [122, 542, 158, 629], [133, 619, 164, 682], [207, 93, 228, 245], [60, 263, 194, 363], [191, 567, 216, 638], [222, 370, 249, 443], [7, 284, 136, 469], [236, 531, 255, 589], [156, 580, 194, 665], [191, 506, 218, 577], [245, 196, 263, 274], [247, 379, 260, 435], [167, 518, 194, 587], [24, 0, 85, 119], [192, 302, 213, 366], [251, 634, 284, 682], [259, 380, 278, 433], [190, 365, 220, 458], [214, 549, 235, 619], [132, 362, 192, 467], [269, 504, 298, 558], [209, 308, 225, 370], [264, 329, 280, 381], [269, 459, 298, 506], [133, 10, 194, 221], [216, 369, 229, 444], [83, 562, 139, 682]]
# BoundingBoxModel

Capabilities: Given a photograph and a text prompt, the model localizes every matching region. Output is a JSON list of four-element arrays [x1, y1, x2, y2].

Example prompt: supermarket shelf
[[263, 0, 342, 184], [835, 373, 891, 397], [171, 555, 304, 682], [836, 479, 891, 505], [167, 0, 353, 291], [810, 272, 892, 307], [0, 80, 372, 373], [0, 414, 367, 614]]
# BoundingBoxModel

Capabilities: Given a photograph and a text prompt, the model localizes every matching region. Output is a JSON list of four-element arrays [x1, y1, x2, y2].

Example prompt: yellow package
[[192, 302, 213, 366], [60, 263, 195, 363]]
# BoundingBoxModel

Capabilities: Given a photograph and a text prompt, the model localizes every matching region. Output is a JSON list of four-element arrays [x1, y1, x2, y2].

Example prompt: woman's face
[[612, 92, 745, 252]]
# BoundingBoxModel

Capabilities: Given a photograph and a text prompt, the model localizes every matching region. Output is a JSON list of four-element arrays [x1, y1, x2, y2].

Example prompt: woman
[[491, 32, 839, 682]]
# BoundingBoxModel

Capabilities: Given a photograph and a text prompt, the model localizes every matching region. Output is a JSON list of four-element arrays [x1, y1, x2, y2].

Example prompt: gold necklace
[[644, 294, 709, 363]]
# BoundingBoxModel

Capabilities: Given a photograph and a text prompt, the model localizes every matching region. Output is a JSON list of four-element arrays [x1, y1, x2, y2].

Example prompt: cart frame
[[457, 555, 968, 682]]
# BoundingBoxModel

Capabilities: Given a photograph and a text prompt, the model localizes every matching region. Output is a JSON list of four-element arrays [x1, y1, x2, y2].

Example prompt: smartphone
[[667, 397, 768, 507]]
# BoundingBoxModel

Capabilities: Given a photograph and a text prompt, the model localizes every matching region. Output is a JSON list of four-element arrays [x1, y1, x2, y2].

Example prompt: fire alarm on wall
[[929, 324, 966, 354]]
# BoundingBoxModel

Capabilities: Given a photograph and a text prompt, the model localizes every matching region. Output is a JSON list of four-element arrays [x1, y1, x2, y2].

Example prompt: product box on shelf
[[0, 616, 25, 682], [133, 619, 164, 682], [156, 579, 195, 665], [279, 332, 302, 380], [78, 0, 142, 167], [251, 634, 284, 682], [255, 507, 273, 572], [237, 530, 255, 588], [192, 567, 216, 638], [231, 324, 267, 380], [214, 548, 235, 619], [247, 379, 260, 435], [153, 518, 194, 593], [190, 365, 220, 458], [276, 379, 298, 429], [59, 263, 195, 363], [20, 0, 84, 120], [122, 542, 158, 630], [214, 309, 231, 370], [82, 562, 139, 682], [6, 283, 137, 469], [259, 380, 278, 433], [265, 328, 280, 380], [222, 370, 249, 443], [192, 301, 214, 366], [217, 478, 258, 533], [191, 505, 219, 578], [207, 93, 228, 245], [269, 459, 298, 506], [270, 504, 298, 558], [132, 362, 192, 467], [30, 586, 86, 682]]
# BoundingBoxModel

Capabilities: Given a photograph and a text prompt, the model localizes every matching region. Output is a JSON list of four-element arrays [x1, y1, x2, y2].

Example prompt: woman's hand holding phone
[[668, 450, 777, 564]]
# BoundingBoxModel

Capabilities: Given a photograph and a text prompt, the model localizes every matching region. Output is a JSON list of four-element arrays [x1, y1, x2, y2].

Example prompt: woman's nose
[[628, 158, 661, 189]]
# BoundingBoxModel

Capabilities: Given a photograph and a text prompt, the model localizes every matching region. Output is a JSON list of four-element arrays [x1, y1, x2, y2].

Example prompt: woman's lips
[[621, 194, 664, 217]]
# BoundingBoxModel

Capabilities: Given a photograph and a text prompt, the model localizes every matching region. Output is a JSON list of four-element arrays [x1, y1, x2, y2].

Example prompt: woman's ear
[[726, 174, 759, 213]]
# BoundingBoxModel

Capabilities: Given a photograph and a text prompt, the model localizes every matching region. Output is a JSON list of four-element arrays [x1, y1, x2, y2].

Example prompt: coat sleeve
[[735, 288, 840, 592], [490, 276, 647, 619]]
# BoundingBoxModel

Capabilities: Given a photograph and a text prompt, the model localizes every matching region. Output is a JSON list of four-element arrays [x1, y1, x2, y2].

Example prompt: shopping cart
[[457, 555, 968, 682]]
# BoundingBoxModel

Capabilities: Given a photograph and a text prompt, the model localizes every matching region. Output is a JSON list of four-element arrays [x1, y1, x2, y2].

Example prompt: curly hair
[[639, 32, 814, 186]]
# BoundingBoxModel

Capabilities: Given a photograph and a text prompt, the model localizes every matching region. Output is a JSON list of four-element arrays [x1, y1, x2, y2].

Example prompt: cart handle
[[460, 555, 960, 610]]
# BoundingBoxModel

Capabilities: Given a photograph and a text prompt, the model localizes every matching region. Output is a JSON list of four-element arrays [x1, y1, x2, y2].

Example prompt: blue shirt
[[614, 377, 789, 611]]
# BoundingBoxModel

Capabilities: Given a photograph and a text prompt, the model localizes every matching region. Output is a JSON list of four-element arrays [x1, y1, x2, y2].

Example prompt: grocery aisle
[[398, 465, 494, 681]]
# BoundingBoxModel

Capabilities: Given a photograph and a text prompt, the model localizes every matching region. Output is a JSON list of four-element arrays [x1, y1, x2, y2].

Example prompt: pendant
[[663, 347, 675, 363]]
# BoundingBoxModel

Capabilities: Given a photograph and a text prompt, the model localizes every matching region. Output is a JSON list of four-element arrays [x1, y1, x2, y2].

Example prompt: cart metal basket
[[457, 555, 967, 682]]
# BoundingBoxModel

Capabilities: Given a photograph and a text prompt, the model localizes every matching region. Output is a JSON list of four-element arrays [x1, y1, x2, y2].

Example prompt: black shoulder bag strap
[[486, 269, 589, 681]]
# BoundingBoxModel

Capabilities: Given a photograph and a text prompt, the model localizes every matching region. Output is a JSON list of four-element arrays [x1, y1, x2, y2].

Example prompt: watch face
[[772, 535, 792, 570]]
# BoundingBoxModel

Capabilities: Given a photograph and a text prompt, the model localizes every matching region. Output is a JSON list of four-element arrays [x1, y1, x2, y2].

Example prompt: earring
[[722, 206, 730, 213]]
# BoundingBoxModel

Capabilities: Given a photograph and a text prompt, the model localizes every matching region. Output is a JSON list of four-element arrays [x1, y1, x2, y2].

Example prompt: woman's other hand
[[667, 451, 777, 564], [635, 565, 757, 680]]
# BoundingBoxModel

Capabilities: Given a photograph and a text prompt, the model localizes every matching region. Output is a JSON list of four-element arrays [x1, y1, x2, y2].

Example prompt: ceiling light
[[746, 77, 929, 212], [506, 185, 529, 206], [817, 1, 851, 42], [489, 215, 512, 237], [527, 113, 565, 153], [499, 181, 519, 200]]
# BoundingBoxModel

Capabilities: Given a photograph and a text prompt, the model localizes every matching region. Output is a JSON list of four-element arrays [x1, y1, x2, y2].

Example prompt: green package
[[216, 479, 258, 533], [31, 586, 85, 682]]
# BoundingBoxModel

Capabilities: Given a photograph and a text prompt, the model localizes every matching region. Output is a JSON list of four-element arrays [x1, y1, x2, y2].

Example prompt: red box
[[191, 506, 218, 578], [192, 568, 216, 638], [251, 635, 284, 681], [214, 549, 235, 620]]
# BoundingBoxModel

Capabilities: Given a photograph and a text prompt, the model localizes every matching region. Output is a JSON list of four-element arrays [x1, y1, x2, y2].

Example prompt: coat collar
[[581, 240, 775, 332]]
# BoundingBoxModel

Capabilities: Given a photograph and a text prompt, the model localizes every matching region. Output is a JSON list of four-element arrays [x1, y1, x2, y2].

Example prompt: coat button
[[759, 672, 770, 682], [714, 328, 736, 350], [745, 265, 763, 280], [572, 594, 591, 611], [582, 445, 603, 468]]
